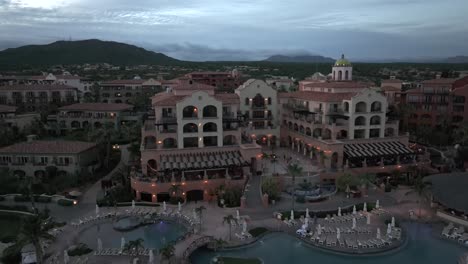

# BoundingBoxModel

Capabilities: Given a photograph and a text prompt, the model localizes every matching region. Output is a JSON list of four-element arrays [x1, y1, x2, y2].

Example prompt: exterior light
[[199, 137, 202, 141], [397, 165, 401, 168], [182, 192, 186, 196], [198, 123, 202, 127], [152, 194, 156, 197], [157, 141, 162, 144], [204, 180, 208, 183], [151, 183, 156, 187], [73, 200, 77, 205], [182, 182, 186, 185]]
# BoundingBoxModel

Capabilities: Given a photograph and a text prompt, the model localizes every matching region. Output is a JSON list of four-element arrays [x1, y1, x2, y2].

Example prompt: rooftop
[[302, 81, 373, 89], [58, 103, 133, 112], [421, 78, 458, 85], [152, 92, 239, 106], [0, 84, 76, 91], [280, 91, 357, 102], [100, 79, 146, 85], [0, 140, 96, 154]]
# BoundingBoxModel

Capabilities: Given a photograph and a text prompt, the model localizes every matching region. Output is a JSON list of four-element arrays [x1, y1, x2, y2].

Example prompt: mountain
[[264, 54, 335, 63], [443, 56, 468, 63], [0, 39, 180, 66]]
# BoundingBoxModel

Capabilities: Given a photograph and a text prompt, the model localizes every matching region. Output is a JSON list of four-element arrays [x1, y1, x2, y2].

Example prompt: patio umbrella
[[149, 249, 154, 264], [306, 208, 310, 219], [366, 214, 371, 225], [64, 250, 69, 264], [120, 237, 125, 252], [95, 204, 99, 216], [236, 210, 240, 221], [352, 205, 357, 215], [304, 217, 309, 227], [178, 202, 181, 212], [352, 218, 356, 229], [132, 200, 135, 209], [242, 219, 247, 233], [290, 210, 294, 221], [363, 202, 367, 212], [338, 207, 342, 217], [97, 238, 103, 252], [317, 224, 322, 235], [391, 216, 395, 227], [376, 200, 380, 209], [345, 185, 350, 193], [377, 228, 381, 239], [387, 223, 392, 236], [69, 190, 82, 197], [336, 228, 340, 239], [163, 201, 167, 212]]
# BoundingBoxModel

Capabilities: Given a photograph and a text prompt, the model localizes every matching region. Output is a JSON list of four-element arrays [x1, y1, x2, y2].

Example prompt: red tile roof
[[58, 103, 133, 112], [173, 80, 215, 91], [152, 92, 239, 106], [302, 81, 373, 89], [214, 93, 240, 104], [381, 86, 401, 91], [100, 79, 146, 85], [421, 78, 457, 85], [381, 79, 402, 83], [0, 84, 76, 91], [0, 104, 17, 113], [0, 140, 96, 154], [280, 91, 356, 102]]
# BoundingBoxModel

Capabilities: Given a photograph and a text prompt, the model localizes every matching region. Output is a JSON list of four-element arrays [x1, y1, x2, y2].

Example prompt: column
[[291, 141, 295, 150]]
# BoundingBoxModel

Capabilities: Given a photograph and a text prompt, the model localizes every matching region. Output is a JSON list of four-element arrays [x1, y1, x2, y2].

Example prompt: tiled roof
[[58, 103, 133, 112], [421, 78, 457, 85], [0, 140, 96, 154], [381, 86, 401, 91], [56, 75, 81, 80], [100, 79, 146, 85], [214, 93, 240, 104], [280, 91, 356, 102], [302, 81, 373, 89], [187, 71, 231, 75], [152, 93, 185, 106], [381, 79, 402, 83], [0, 104, 17, 113], [0, 84, 76, 91], [173, 80, 215, 91]]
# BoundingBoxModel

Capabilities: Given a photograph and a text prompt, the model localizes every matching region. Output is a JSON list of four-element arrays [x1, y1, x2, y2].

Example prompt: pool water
[[80, 219, 187, 250], [191, 223, 467, 264]]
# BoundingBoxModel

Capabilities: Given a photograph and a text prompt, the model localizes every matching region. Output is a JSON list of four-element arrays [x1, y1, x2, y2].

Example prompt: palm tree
[[88, 122, 119, 169], [287, 162, 303, 210], [169, 184, 181, 198], [127, 143, 141, 164], [212, 238, 227, 251], [195, 205, 206, 230], [160, 243, 175, 264], [19, 176, 37, 213], [453, 122, 468, 145], [18, 214, 55, 264], [222, 214, 237, 241], [124, 238, 144, 263], [405, 175, 431, 219]]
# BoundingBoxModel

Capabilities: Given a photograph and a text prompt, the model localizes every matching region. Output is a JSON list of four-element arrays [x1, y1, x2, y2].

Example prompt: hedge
[[57, 199, 74, 206], [13, 195, 30, 202], [249, 227, 269, 238], [34, 195, 52, 203], [68, 243, 93, 256]]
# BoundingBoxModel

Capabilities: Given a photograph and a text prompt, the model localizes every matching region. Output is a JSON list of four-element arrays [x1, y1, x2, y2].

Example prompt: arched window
[[203, 122, 217, 132], [338, 71, 342, 80], [370, 115, 381, 125], [344, 102, 349, 112], [355, 116, 366, 126], [203, 105, 217, 118], [162, 138, 177, 148], [299, 125, 305, 134], [322, 129, 332, 139], [305, 127, 312, 136], [355, 102, 367, 113], [371, 101, 382, 112], [183, 123, 198, 133], [183, 106, 198, 118], [245, 97, 249, 105], [313, 128, 322, 138], [252, 94, 265, 108], [294, 123, 298, 131], [345, 70, 349, 80]]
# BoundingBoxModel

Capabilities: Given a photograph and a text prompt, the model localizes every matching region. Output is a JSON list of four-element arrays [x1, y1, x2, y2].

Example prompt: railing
[[182, 236, 215, 262]]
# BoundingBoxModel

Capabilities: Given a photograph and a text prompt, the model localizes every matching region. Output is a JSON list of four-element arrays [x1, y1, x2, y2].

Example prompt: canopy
[[159, 150, 249, 171], [344, 141, 412, 158]]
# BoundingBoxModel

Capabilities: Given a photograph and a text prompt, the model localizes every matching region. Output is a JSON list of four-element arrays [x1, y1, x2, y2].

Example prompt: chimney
[[26, 135, 37, 142]]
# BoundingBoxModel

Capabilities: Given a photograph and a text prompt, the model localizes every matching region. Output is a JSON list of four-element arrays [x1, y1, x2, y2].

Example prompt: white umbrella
[[376, 228, 381, 239], [346, 185, 350, 193], [163, 201, 167, 211], [290, 210, 294, 221], [336, 228, 341, 239], [391, 216, 395, 227], [304, 217, 309, 227], [242, 219, 247, 233], [148, 249, 154, 264], [120, 237, 125, 251], [236, 210, 240, 221], [366, 214, 371, 225], [97, 238, 103, 252], [317, 224, 322, 235], [363, 202, 367, 212], [352, 217, 356, 229], [352, 205, 357, 215], [387, 223, 392, 236], [178, 202, 181, 212], [306, 208, 310, 219], [193, 208, 197, 220], [338, 207, 342, 217], [64, 250, 69, 264], [95, 204, 100, 216], [376, 200, 380, 209], [132, 200, 135, 209]]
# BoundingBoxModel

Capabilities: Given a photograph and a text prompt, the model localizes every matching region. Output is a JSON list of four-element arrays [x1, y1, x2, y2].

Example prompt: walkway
[[244, 175, 263, 209]]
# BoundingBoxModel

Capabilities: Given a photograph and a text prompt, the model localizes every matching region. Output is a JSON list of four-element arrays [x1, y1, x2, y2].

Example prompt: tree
[[17, 214, 55, 264], [261, 177, 280, 201], [88, 122, 119, 169], [212, 238, 227, 251], [160, 243, 175, 264], [127, 143, 141, 163], [169, 184, 181, 198], [453, 122, 468, 145], [222, 214, 237, 241], [287, 162, 303, 210], [405, 175, 431, 218], [124, 238, 144, 263], [195, 205, 206, 230]]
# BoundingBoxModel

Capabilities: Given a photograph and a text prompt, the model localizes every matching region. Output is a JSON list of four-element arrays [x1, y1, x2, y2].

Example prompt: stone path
[[244, 175, 263, 209]]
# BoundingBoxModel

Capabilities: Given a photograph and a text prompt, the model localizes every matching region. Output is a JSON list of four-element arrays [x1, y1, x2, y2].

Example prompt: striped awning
[[344, 141, 413, 158], [159, 150, 249, 171]]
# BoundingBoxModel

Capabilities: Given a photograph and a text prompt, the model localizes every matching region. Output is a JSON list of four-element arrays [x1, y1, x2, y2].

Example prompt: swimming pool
[[190, 223, 467, 264], [80, 219, 187, 250]]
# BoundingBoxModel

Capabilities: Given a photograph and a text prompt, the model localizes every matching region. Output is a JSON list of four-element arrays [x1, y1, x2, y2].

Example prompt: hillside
[[443, 56, 468, 63], [0, 39, 179, 66], [264, 54, 335, 63]]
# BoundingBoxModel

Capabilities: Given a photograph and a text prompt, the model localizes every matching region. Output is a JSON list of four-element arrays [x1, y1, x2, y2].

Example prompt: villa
[[0, 104, 40, 129], [99, 78, 162, 104]]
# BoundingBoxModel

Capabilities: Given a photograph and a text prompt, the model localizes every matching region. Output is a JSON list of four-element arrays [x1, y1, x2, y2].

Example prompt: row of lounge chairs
[[307, 231, 393, 249], [325, 213, 365, 223], [442, 223, 468, 244], [235, 232, 253, 240], [94, 248, 151, 256]]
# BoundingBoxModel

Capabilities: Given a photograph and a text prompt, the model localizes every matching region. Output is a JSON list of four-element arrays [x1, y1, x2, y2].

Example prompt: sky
[[0, 0, 467, 61]]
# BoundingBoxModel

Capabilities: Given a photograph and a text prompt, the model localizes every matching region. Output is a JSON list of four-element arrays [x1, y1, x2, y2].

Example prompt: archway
[[338, 71, 342, 81], [140, 192, 152, 202], [203, 122, 217, 132], [355, 116, 366, 126], [157, 193, 170, 203], [322, 128, 332, 140], [144, 136, 157, 149], [293, 123, 298, 131], [186, 190, 204, 202], [183, 106, 198, 118], [203, 105, 217, 118], [370, 116, 381, 125], [305, 127, 312, 136], [355, 102, 367, 113], [252, 94, 265, 108], [371, 101, 382, 112], [299, 125, 305, 134], [183, 123, 198, 133], [313, 128, 322, 138], [337, 130, 348, 139]]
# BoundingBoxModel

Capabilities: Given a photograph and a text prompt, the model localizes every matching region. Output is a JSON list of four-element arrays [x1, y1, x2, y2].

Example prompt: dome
[[334, 54, 351, 67]]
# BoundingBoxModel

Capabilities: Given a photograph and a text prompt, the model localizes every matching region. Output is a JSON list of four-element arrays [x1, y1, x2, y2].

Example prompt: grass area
[[217, 257, 262, 264], [249, 227, 269, 238], [0, 213, 23, 242]]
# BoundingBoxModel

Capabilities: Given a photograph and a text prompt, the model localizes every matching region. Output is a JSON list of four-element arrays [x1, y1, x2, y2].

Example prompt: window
[[268, 97, 272, 105], [245, 97, 249, 105], [453, 105, 464, 112], [453, 96, 465, 104], [18, 157, 28, 164], [0, 156, 11, 164], [40, 157, 48, 164]]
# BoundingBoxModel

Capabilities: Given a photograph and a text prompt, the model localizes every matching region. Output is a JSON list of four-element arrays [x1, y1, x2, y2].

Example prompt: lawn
[[0, 213, 23, 242], [218, 257, 262, 264]]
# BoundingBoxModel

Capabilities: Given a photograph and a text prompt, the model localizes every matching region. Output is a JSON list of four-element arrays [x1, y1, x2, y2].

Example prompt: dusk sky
[[0, 0, 467, 61]]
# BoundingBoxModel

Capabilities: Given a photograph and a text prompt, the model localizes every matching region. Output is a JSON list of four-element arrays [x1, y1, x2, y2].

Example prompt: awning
[[344, 141, 413, 158], [159, 150, 249, 171]]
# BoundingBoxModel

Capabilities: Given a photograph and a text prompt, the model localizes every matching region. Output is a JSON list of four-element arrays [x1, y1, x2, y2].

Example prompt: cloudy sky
[[0, 0, 467, 61]]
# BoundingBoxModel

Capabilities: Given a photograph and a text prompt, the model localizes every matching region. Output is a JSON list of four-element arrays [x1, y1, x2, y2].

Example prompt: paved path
[[244, 175, 263, 209]]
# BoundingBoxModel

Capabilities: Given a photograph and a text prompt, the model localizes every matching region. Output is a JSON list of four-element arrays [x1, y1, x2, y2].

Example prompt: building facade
[[184, 70, 242, 92], [0, 105, 40, 129], [99, 78, 162, 104]]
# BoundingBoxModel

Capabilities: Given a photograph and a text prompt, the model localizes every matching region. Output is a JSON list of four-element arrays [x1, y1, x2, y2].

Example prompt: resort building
[[0, 104, 40, 129], [99, 78, 163, 104], [265, 78, 294, 90], [0, 84, 78, 112], [47, 103, 140, 134], [0, 137, 99, 180], [184, 70, 242, 92], [134, 79, 261, 203]]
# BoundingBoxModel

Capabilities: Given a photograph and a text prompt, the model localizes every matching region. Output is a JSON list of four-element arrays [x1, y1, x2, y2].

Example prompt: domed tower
[[332, 54, 352, 81]]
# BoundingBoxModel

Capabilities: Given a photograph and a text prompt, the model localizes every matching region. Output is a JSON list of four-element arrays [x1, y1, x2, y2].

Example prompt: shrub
[[0, 244, 21, 264], [249, 227, 268, 237], [34, 195, 52, 203], [218, 186, 243, 207], [169, 196, 184, 205], [295, 196, 306, 203], [57, 199, 74, 206], [68, 243, 93, 256], [261, 177, 281, 202], [14, 195, 30, 202]]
